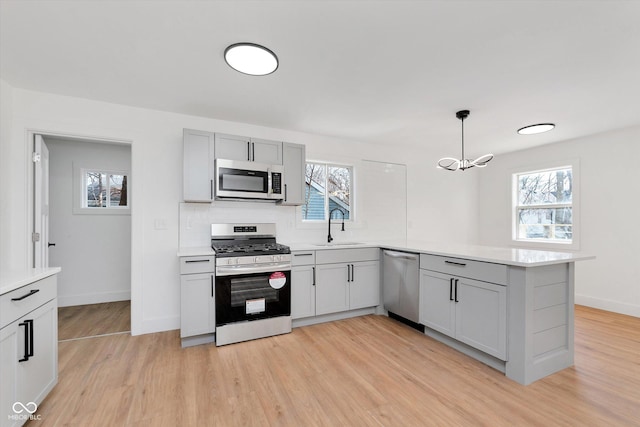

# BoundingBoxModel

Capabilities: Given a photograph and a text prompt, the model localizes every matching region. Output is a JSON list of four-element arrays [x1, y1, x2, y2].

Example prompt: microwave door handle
[[268, 170, 272, 195]]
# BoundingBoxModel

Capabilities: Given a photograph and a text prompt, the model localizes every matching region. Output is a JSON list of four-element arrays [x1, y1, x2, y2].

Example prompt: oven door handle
[[216, 263, 292, 276]]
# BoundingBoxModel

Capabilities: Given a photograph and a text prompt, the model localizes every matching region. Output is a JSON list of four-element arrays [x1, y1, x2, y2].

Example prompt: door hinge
[[32, 152, 41, 163], [32, 232, 40, 242]]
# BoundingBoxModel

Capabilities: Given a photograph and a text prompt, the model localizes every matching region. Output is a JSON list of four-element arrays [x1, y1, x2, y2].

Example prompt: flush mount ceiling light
[[437, 110, 494, 171], [517, 123, 555, 135], [224, 43, 278, 76]]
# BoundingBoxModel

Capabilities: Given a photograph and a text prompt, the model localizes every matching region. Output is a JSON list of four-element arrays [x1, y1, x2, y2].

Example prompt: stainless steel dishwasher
[[382, 249, 423, 331]]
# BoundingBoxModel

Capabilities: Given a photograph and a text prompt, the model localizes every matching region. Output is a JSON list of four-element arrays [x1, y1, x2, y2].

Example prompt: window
[[302, 162, 353, 221], [514, 166, 573, 243], [83, 170, 128, 209]]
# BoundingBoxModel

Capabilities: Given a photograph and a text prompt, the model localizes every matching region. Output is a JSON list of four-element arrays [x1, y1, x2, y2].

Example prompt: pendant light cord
[[461, 116, 465, 161]]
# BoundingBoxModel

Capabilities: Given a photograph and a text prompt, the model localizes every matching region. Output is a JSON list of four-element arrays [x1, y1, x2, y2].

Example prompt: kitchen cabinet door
[[251, 138, 283, 164], [183, 129, 215, 202], [214, 133, 251, 161], [349, 261, 380, 310], [281, 142, 306, 206], [315, 264, 349, 315], [455, 277, 507, 360], [15, 300, 57, 408], [419, 270, 456, 338], [180, 273, 215, 338], [291, 265, 315, 319], [1, 320, 19, 427]]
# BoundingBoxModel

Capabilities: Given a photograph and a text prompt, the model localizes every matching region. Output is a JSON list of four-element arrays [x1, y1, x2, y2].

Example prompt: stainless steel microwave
[[215, 159, 284, 201]]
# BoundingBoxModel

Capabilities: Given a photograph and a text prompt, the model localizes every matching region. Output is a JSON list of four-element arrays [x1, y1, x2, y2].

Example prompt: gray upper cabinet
[[214, 133, 283, 164], [183, 129, 215, 202], [281, 142, 306, 206]]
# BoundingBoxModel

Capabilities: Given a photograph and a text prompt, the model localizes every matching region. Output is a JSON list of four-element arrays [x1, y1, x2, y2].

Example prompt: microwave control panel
[[272, 172, 282, 194]]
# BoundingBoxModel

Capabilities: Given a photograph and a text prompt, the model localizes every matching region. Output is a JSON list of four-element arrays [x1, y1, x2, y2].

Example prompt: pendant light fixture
[[224, 43, 279, 76], [517, 123, 555, 135], [437, 110, 493, 171]]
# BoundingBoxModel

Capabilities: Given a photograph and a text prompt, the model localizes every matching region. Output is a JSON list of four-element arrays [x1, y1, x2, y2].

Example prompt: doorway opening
[[32, 133, 132, 340]]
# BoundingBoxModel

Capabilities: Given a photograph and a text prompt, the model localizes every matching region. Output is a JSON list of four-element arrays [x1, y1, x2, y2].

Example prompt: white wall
[[0, 79, 15, 274], [477, 126, 640, 317], [46, 138, 131, 306], [1, 87, 479, 335]]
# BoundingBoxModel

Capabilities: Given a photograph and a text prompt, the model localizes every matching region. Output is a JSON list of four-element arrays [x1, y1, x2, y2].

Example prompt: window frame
[[511, 160, 580, 250], [73, 165, 131, 215], [301, 161, 355, 223]]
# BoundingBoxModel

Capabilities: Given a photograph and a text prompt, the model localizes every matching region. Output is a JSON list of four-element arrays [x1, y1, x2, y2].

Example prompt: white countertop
[[177, 247, 215, 257], [286, 240, 594, 267], [179, 240, 594, 267], [0, 267, 62, 295]]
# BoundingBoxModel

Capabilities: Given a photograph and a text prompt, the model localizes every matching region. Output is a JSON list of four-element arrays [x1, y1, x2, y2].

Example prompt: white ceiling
[[1, 1, 639, 156]]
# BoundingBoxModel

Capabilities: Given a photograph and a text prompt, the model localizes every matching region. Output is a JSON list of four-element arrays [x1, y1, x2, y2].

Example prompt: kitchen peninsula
[[288, 240, 594, 385]]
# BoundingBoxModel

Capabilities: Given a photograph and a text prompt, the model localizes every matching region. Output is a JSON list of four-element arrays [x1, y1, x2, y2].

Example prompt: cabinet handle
[[284, 184, 288, 201], [351, 264, 355, 282], [211, 276, 214, 298], [312, 267, 316, 286], [252, 142, 255, 162], [185, 259, 210, 263], [445, 260, 466, 267], [294, 253, 313, 257], [247, 141, 251, 161], [11, 289, 40, 301], [449, 278, 454, 301], [210, 179, 214, 200], [346, 265, 351, 283], [454, 279, 459, 303], [18, 319, 33, 362]]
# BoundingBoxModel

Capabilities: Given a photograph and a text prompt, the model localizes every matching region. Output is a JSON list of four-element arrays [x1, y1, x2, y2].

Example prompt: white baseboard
[[137, 315, 180, 336], [575, 294, 640, 318], [58, 290, 131, 307]]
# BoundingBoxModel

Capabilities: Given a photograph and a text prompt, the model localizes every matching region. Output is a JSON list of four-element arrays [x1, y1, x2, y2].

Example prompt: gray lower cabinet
[[280, 142, 306, 206], [315, 260, 380, 316], [183, 129, 215, 202], [179, 256, 215, 347], [1, 275, 58, 427], [419, 269, 507, 360], [291, 251, 316, 319]]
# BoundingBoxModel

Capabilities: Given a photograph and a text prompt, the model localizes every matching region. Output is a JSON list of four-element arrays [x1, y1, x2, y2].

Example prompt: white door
[[33, 134, 50, 268]]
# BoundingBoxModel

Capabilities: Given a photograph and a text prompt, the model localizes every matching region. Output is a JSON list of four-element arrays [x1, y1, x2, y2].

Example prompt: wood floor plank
[[58, 300, 131, 340], [33, 305, 640, 426]]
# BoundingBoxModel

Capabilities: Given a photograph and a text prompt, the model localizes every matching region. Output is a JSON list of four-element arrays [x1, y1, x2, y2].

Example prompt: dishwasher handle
[[383, 250, 419, 261]]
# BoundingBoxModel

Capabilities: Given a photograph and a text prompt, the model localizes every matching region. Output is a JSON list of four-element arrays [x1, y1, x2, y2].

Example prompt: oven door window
[[216, 271, 291, 326], [219, 168, 268, 193]]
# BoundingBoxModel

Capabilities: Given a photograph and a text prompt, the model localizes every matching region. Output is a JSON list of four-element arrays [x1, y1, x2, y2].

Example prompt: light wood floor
[[34, 305, 639, 426], [58, 300, 130, 341]]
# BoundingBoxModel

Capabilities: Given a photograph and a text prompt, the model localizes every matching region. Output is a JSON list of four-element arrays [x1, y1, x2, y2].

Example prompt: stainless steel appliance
[[212, 223, 292, 346], [382, 249, 423, 331], [215, 159, 284, 201]]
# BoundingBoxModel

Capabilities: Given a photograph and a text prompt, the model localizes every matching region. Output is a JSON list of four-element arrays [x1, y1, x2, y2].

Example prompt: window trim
[[73, 165, 131, 215], [301, 160, 355, 223], [511, 160, 580, 251]]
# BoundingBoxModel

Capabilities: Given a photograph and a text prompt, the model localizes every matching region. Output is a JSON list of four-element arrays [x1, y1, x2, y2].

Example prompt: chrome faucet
[[327, 208, 346, 243]]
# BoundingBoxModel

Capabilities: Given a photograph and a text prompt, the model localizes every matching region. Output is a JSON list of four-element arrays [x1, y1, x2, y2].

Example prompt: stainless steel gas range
[[211, 223, 292, 346]]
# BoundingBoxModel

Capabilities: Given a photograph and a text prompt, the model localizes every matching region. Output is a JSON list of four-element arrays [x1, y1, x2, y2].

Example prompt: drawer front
[[292, 251, 316, 266], [180, 256, 216, 274], [1, 275, 57, 328], [420, 254, 507, 285], [315, 248, 379, 265]]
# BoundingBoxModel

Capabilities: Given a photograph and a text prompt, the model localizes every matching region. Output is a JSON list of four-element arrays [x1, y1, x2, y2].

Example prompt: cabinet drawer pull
[[294, 253, 313, 257], [445, 260, 467, 267], [185, 259, 210, 263], [312, 267, 316, 286], [11, 289, 40, 301], [449, 278, 454, 301], [454, 279, 459, 303]]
